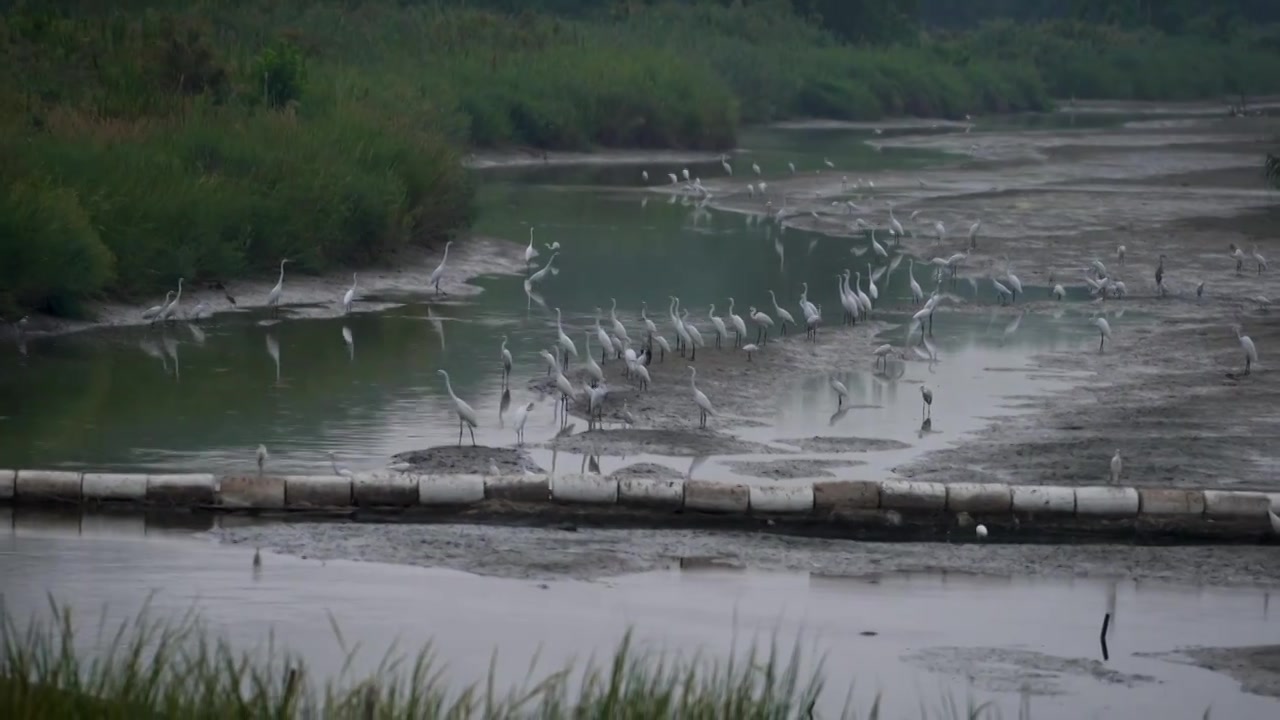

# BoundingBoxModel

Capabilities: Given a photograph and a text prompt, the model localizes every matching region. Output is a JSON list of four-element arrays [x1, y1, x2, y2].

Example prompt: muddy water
[[0, 116, 1162, 481], [2, 519, 1278, 718]]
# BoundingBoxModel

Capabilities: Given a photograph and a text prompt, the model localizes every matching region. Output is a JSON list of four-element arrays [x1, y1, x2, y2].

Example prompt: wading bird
[[342, 273, 357, 314], [266, 260, 289, 317], [159, 278, 184, 323], [1094, 317, 1112, 352], [741, 343, 759, 361], [256, 444, 268, 475], [1235, 323, 1258, 375], [689, 367, 716, 429], [438, 369, 478, 447], [500, 335, 513, 386], [554, 307, 577, 368], [1110, 450, 1122, 484], [143, 292, 174, 323], [1254, 245, 1268, 274], [830, 376, 849, 408], [583, 333, 605, 386], [768, 290, 794, 335], [708, 305, 728, 349], [430, 241, 452, 296], [524, 228, 538, 269], [727, 298, 747, 347], [920, 385, 933, 420], [749, 306, 773, 345], [327, 451, 354, 479], [512, 401, 535, 445]]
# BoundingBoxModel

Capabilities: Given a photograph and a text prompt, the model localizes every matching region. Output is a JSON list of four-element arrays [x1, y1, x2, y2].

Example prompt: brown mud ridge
[[680, 114, 1280, 492]]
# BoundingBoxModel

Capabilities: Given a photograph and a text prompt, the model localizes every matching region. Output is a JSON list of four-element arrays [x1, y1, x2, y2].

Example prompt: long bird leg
[[781, 321, 787, 336], [690, 344, 696, 361], [458, 420, 464, 447], [1099, 332, 1105, 353], [468, 425, 476, 447]]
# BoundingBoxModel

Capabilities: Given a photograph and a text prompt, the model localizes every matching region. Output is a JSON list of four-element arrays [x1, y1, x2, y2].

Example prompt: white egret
[[681, 308, 704, 360], [888, 208, 905, 238], [838, 272, 858, 325], [1053, 284, 1066, 301], [554, 370, 575, 423], [256, 444, 268, 475], [641, 301, 658, 343], [621, 400, 636, 428], [1110, 450, 1122, 484], [727, 298, 748, 347], [159, 277, 184, 323], [500, 336, 513, 385], [682, 167, 690, 181], [668, 172, 678, 185], [830, 376, 849, 407], [527, 252, 558, 285], [804, 303, 822, 342], [823, 157, 835, 169], [327, 451, 354, 479], [798, 282, 818, 319], [749, 306, 773, 345], [747, 183, 756, 197], [429, 241, 452, 295], [633, 361, 651, 390], [1117, 245, 1126, 265], [265, 259, 289, 317], [609, 298, 629, 343], [934, 221, 946, 241], [584, 381, 608, 430], [768, 290, 795, 335], [539, 348, 560, 376], [721, 156, 733, 175], [968, 221, 981, 249], [708, 305, 728, 349], [525, 228, 539, 269], [583, 333, 605, 386], [992, 277, 1012, 305], [1094, 317, 1112, 352], [1253, 245, 1267, 274], [653, 334, 672, 362], [870, 230, 888, 259], [873, 343, 895, 369], [1004, 271, 1022, 302], [920, 385, 933, 420], [908, 260, 924, 305], [867, 263, 879, 306], [788, 161, 796, 174], [594, 312, 613, 363], [554, 307, 577, 367], [854, 272, 872, 318], [1235, 324, 1258, 375], [143, 291, 174, 323], [688, 367, 716, 428], [741, 343, 759, 361], [670, 297, 692, 356], [437, 369, 478, 446], [342, 273, 357, 314], [976, 524, 988, 539]]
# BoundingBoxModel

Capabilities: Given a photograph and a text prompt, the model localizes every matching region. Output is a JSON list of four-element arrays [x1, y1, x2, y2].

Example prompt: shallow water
[[1, 521, 1277, 719], [0, 122, 1129, 480]]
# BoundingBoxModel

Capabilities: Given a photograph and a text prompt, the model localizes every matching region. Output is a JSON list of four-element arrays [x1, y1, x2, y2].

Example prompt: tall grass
[[0, 601, 868, 719]]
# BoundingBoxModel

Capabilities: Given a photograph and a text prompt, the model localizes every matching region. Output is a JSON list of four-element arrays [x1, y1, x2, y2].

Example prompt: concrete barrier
[[749, 484, 814, 514], [1138, 488, 1206, 515], [1204, 490, 1271, 520], [618, 477, 684, 509], [946, 483, 1012, 513], [813, 480, 880, 512], [1074, 486, 1140, 517], [285, 475, 352, 507], [419, 475, 485, 505], [0, 469, 14, 501], [15, 471, 82, 502], [82, 473, 147, 502], [1011, 485, 1075, 514], [551, 475, 619, 505], [147, 474, 217, 505], [1267, 493, 1280, 514], [219, 475, 286, 509], [354, 472, 419, 507], [484, 475, 550, 503], [684, 480, 749, 514], [880, 480, 946, 512]]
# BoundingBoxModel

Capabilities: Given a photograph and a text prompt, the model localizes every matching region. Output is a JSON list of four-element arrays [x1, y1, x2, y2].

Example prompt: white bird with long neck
[[681, 308, 704, 360], [873, 343, 896, 369], [527, 252, 558, 285], [721, 156, 733, 175], [870, 230, 888, 259], [266, 259, 289, 316], [609, 298, 629, 344], [584, 381, 608, 430], [992, 277, 1012, 305], [553, 370, 575, 424], [341, 273, 357, 315], [144, 291, 174, 323], [708, 305, 728, 349], [888, 207, 905, 238], [752, 162, 761, 176], [669, 297, 691, 355], [437, 369, 479, 447], [1053, 284, 1066, 300], [829, 377, 849, 408], [594, 311, 613, 364], [653, 334, 671, 362], [554, 308, 577, 367], [854, 272, 872, 318], [768, 290, 795, 335], [920, 385, 933, 420], [689, 367, 716, 428], [525, 228, 539, 268], [1110, 450, 1122, 484], [838, 272, 858, 325], [583, 332, 605, 386], [908, 260, 924, 305], [668, 172, 678, 185], [539, 348, 560, 376], [500, 335, 513, 385], [159, 277, 184, 322], [1253, 245, 1267, 274], [934, 221, 947, 241], [1094, 317, 1112, 352], [429, 241, 452, 295], [867, 263, 879, 306], [512, 401, 535, 444], [328, 451, 354, 479], [641, 302, 658, 342], [749, 306, 774, 345], [968, 220, 981, 249], [727, 298, 747, 347], [798, 282, 818, 320], [1235, 323, 1258, 375], [256, 444, 268, 475]]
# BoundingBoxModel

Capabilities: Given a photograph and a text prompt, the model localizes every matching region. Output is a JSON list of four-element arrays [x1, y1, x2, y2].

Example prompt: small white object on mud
[[976, 524, 988, 539]]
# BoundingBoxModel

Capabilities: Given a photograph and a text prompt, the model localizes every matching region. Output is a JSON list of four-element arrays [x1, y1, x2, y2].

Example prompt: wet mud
[[212, 522, 1280, 586], [724, 458, 862, 479], [1145, 645, 1280, 699], [533, 428, 784, 458], [906, 646, 1156, 695], [391, 445, 543, 475]]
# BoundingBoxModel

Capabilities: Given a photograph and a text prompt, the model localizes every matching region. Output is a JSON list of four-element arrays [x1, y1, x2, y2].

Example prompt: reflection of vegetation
[[2, 602, 840, 718], [1267, 153, 1280, 189]]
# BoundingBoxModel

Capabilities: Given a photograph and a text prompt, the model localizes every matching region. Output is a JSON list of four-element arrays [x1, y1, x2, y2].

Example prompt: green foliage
[[253, 41, 306, 109]]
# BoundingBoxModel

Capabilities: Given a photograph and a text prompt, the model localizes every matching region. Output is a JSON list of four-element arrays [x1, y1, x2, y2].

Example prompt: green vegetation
[[0, 603, 898, 719], [3, 0, 1278, 316]]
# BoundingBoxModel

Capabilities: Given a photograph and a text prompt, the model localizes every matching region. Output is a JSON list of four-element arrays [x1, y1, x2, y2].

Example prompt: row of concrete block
[[2, 469, 1278, 521]]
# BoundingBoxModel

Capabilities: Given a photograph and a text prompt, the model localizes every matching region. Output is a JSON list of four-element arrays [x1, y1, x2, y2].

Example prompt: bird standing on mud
[[1110, 450, 1122, 484], [256, 444, 268, 475], [920, 385, 933, 420], [1094, 317, 1112, 352], [1235, 323, 1258, 375]]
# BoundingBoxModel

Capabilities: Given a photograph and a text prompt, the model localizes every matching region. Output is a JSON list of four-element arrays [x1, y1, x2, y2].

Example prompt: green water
[[0, 125, 1107, 477]]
